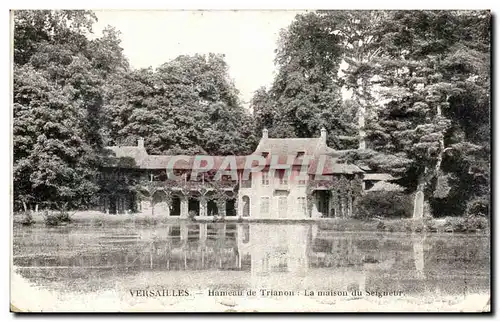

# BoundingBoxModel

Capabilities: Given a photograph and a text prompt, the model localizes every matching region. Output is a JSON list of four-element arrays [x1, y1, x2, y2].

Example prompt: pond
[[12, 222, 490, 311]]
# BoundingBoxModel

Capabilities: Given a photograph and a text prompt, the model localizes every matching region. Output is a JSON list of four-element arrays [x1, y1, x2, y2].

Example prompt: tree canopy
[[13, 10, 491, 217], [252, 10, 490, 217], [13, 10, 256, 211], [104, 53, 256, 155], [251, 13, 358, 149]]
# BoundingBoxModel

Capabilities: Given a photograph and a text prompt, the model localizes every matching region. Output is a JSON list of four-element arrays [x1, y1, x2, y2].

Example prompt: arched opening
[[170, 196, 181, 216], [242, 196, 250, 217], [226, 199, 236, 216], [314, 190, 331, 218], [109, 196, 117, 214], [152, 190, 169, 215], [188, 197, 200, 216], [207, 200, 218, 216]]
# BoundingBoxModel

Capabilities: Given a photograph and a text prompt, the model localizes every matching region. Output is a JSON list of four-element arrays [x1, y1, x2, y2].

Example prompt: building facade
[[99, 128, 366, 219]]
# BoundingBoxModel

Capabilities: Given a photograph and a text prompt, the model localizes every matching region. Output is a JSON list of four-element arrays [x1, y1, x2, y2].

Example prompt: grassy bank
[[12, 211, 490, 234], [13, 210, 177, 226]]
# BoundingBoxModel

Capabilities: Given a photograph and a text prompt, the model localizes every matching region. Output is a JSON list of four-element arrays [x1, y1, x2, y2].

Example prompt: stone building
[[99, 128, 365, 219]]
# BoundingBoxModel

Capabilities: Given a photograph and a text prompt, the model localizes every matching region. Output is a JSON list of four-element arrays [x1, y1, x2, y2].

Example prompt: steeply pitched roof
[[106, 146, 148, 160], [102, 133, 364, 174], [367, 181, 405, 192], [358, 164, 372, 171], [307, 156, 364, 175], [254, 138, 330, 156], [105, 152, 251, 170], [103, 146, 148, 167], [364, 173, 399, 181], [140, 155, 173, 169], [143, 155, 249, 170]]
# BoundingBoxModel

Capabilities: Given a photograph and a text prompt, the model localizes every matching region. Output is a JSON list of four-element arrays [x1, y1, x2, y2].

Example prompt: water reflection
[[13, 223, 490, 296]]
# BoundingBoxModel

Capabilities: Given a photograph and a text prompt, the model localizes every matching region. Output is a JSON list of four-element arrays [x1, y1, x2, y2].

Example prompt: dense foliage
[[251, 13, 358, 149], [103, 54, 257, 155], [13, 10, 256, 211], [257, 10, 490, 218], [364, 11, 491, 218], [13, 10, 490, 218], [14, 10, 107, 210], [355, 191, 414, 219]]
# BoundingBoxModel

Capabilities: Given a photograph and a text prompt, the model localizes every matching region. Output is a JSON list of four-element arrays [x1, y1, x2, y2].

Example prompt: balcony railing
[[148, 179, 237, 191]]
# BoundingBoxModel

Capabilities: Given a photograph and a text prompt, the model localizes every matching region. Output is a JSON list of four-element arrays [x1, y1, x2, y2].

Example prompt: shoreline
[[12, 211, 490, 235]]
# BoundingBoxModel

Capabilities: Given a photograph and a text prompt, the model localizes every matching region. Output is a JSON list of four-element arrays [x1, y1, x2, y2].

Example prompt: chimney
[[262, 128, 269, 140], [138, 137, 144, 148], [320, 127, 327, 144]]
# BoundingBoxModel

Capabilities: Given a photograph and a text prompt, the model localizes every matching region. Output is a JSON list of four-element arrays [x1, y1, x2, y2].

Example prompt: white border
[[2, 1, 497, 320]]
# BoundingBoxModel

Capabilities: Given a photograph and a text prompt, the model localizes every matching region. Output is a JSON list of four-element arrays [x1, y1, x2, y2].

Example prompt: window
[[260, 197, 270, 213], [278, 196, 287, 218], [242, 196, 250, 217], [262, 152, 269, 158], [241, 173, 252, 188], [294, 169, 306, 186], [296, 151, 305, 157], [277, 169, 288, 185], [297, 197, 307, 215], [261, 171, 270, 186]]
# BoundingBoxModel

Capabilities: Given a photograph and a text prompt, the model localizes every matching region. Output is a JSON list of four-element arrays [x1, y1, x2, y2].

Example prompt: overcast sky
[[91, 10, 307, 105]]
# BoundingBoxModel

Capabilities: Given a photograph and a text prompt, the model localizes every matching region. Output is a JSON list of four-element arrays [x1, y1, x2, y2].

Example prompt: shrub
[[58, 211, 71, 223], [20, 211, 34, 226], [444, 215, 489, 233], [466, 196, 489, 217], [139, 216, 159, 225], [424, 218, 438, 232], [356, 191, 413, 219], [92, 217, 105, 227], [188, 210, 197, 221], [413, 223, 424, 233], [376, 221, 386, 230], [463, 214, 489, 231], [43, 210, 72, 226]]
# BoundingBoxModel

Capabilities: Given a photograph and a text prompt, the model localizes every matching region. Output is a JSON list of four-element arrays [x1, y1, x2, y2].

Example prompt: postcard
[[11, 9, 491, 313]]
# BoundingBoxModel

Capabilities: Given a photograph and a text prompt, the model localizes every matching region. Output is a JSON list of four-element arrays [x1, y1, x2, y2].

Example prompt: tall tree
[[363, 10, 491, 217], [13, 64, 98, 209], [104, 53, 257, 155], [13, 10, 130, 210], [323, 10, 387, 149], [252, 12, 358, 148], [14, 10, 97, 66]]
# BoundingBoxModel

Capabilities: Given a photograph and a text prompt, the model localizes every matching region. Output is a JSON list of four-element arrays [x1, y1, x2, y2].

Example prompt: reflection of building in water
[[236, 225, 366, 293], [238, 225, 309, 275], [144, 223, 243, 271], [236, 224, 310, 290], [136, 224, 428, 293]]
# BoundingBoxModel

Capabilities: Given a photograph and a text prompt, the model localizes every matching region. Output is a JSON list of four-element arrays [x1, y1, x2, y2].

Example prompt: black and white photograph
[[9, 9, 491, 312]]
